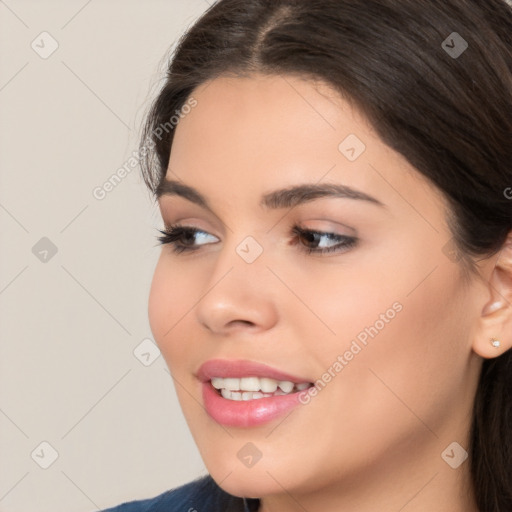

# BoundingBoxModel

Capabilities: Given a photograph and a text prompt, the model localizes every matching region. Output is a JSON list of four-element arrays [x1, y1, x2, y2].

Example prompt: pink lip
[[197, 358, 310, 383], [197, 359, 313, 428]]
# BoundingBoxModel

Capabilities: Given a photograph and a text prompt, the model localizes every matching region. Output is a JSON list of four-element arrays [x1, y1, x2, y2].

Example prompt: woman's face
[[148, 74, 485, 501]]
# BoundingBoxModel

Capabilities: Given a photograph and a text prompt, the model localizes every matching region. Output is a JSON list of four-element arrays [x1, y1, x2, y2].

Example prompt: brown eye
[[291, 226, 358, 255]]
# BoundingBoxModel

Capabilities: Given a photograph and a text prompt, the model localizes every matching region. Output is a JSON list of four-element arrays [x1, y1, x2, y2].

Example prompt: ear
[[472, 230, 512, 359]]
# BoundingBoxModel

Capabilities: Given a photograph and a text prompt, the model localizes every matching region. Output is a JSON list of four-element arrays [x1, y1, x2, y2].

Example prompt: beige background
[[2, 1, 512, 512], [0, 1, 214, 511]]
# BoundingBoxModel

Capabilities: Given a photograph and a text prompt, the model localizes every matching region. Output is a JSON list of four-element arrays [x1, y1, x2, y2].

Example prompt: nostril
[[229, 319, 254, 327]]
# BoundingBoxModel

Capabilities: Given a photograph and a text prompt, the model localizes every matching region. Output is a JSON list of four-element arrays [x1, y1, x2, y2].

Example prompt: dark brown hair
[[139, 1, 512, 509]]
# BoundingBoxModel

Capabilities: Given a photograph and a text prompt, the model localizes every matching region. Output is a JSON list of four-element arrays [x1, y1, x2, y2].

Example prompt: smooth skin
[[148, 73, 512, 512]]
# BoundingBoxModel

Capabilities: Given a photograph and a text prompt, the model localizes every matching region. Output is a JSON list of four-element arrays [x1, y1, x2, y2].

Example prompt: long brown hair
[[139, 1, 512, 509]]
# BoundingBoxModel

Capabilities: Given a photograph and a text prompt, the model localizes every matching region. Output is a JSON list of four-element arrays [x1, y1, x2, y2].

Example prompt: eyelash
[[156, 224, 357, 255]]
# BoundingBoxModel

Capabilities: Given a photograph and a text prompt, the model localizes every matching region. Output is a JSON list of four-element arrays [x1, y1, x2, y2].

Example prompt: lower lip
[[202, 381, 305, 427]]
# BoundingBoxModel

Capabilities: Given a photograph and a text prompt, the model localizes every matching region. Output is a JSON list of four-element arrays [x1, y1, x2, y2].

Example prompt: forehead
[[165, 73, 446, 223], [170, 73, 370, 164], [170, 74, 372, 182]]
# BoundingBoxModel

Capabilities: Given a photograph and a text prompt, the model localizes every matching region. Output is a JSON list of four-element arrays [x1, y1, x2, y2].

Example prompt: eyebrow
[[155, 178, 385, 212]]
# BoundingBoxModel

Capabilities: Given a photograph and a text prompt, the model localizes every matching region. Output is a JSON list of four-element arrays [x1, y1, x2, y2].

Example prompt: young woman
[[102, 0, 512, 510]]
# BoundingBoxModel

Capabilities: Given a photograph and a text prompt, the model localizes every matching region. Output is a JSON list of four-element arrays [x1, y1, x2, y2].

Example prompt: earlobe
[[472, 231, 512, 359]]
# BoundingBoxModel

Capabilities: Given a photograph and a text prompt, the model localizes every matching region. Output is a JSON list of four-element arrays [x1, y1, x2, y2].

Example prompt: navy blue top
[[100, 475, 260, 512]]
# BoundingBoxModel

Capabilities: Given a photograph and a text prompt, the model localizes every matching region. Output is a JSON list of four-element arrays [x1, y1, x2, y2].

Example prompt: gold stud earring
[[490, 337, 501, 348]]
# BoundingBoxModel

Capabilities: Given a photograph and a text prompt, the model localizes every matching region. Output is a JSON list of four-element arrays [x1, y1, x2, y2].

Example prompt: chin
[[209, 467, 281, 499]]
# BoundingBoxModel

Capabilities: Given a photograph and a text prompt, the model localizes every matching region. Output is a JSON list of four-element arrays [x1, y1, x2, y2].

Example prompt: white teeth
[[211, 377, 224, 390], [240, 377, 260, 391], [260, 377, 278, 393], [211, 375, 311, 400], [222, 390, 272, 401], [278, 380, 294, 393], [222, 378, 240, 391]]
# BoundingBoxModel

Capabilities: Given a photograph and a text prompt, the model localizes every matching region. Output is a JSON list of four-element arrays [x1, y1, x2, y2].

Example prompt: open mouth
[[210, 376, 314, 401]]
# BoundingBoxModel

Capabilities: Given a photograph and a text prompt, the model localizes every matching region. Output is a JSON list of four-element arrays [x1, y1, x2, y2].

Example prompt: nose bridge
[[212, 222, 269, 282], [209, 230, 271, 299], [195, 229, 277, 332]]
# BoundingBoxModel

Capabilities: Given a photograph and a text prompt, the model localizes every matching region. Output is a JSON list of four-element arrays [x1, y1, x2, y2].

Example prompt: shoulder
[[100, 474, 257, 512]]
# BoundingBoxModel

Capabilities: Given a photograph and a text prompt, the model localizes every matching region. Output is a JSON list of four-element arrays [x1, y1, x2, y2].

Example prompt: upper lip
[[197, 359, 312, 384]]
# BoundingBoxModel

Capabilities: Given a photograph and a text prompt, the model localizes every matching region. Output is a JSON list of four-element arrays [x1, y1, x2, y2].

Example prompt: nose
[[195, 240, 278, 335]]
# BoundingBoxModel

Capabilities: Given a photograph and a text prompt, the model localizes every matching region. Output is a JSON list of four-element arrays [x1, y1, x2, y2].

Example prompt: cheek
[[273, 252, 406, 352], [290, 238, 470, 419], [148, 258, 170, 343], [148, 256, 196, 365], [330, 262, 470, 439]]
